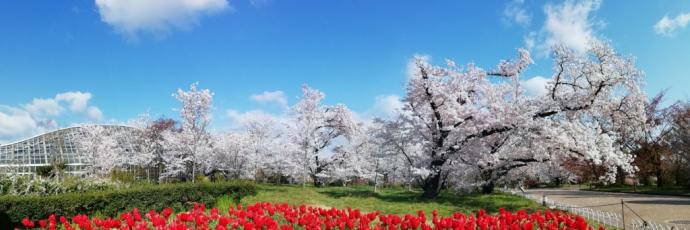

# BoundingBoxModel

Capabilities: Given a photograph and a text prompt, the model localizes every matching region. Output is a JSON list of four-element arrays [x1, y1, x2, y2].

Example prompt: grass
[[215, 184, 543, 216], [585, 184, 690, 197]]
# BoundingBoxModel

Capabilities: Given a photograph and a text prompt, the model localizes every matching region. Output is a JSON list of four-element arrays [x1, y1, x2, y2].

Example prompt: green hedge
[[0, 180, 256, 227]]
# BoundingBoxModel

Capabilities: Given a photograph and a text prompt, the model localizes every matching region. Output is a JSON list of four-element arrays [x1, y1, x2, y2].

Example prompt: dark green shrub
[[35, 166, 53, 178], [0, 180, 256, 227], [110, 169, 137, 183]]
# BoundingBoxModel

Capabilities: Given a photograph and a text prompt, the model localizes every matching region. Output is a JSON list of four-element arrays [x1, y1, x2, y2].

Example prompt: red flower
[[20, 202, 601, 230], [21, 217, 34, 228]]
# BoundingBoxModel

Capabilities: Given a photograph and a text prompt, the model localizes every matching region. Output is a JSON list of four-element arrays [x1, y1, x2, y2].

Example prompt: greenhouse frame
[[0, 125, 140, 177]]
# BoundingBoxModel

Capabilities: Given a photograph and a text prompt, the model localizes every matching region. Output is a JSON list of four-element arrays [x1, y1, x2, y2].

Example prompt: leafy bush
[[109, 169, 137, 183], [0, 180, 256, 227], [196, 174, 210, 183], [0, 175, 123, 196], [35, 166, 53, 178], [58, 177, 125, 194]]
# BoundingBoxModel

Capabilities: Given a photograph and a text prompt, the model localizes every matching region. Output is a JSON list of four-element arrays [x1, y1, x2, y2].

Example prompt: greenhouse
[[0, 125, 140, 177]]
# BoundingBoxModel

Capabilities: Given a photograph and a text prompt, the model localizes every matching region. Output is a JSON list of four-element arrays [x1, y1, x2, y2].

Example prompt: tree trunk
[[310, 174, 323, 187], [383, 173, 389, 188], [654, 149, 663, 188], [192, 163, 196, 183], [421, 171, 442, 198], [656, 168, 663, 188], [481, 181, 495, 194], [675, 161, 683, 187], [373, 160, 379, 192], [554, 177, 562, 187], [302, 150, 309, 187], [407, 166, 413, 191]]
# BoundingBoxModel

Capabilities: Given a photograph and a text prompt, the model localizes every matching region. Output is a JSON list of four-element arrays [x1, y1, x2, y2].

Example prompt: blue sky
[[1, 0, 690, 143]]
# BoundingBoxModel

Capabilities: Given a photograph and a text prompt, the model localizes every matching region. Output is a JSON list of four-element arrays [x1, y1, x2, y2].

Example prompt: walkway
[[524, 188, 690, 227]]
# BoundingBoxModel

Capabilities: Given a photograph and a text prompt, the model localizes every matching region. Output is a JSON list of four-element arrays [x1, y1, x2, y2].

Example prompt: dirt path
[[524, 189, 690, 227]]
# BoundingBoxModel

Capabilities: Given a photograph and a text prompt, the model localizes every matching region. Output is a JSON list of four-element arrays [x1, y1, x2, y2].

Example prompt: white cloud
[[224, 92, 404, 134], [0, 107, 60, 144], [521, 76, 550, 97], [86, 106, 104, 121], [503, 0, 531, 27], [225, 93, 404, 130], [339, 94, 405, 128], [654, 13, 690, 37], [56, 91, 92, 112], [24, 98, 63, 117], [226, 109, 253, 126], [250, 90, 288, 109], [0, 91, 104, 144], [528, 0, 602, 55], [95, 0, 230, 39], [0, 106, 38, 139], [226, 109, 284, 129], [366, 95, 403, 120], [523, 31, 537, 50]]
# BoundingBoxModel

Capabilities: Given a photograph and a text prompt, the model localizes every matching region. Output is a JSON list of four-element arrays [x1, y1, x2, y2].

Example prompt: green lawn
[[215, 184, 543, 216]]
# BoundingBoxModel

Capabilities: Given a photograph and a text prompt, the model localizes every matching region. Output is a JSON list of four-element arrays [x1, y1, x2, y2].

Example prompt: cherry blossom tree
[[160, 130, 187, 181], [202, 132, 252, 179], [241, 113, 302, 183], [76, 124, 123, 177], [623, 91, 675, 186], [370, 118, 425, 190], [128, 113, 160, 181], [139, 117, 178, 181], [161, 83, 213, 183], [384, 42, 646, 197], [257, 137, 302, 183], [326, 126, 376, 187], [668, 102, 690, 187], [242, 114, 279, 180], [287, 85, 358, 187]]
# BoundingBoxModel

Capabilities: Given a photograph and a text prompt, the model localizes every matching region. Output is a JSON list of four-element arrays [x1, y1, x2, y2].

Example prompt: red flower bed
[[17, 202, 603, 230]]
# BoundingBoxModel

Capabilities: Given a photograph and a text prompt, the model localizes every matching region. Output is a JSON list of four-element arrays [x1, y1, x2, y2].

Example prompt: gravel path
[[524, 189, 690, 227]]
